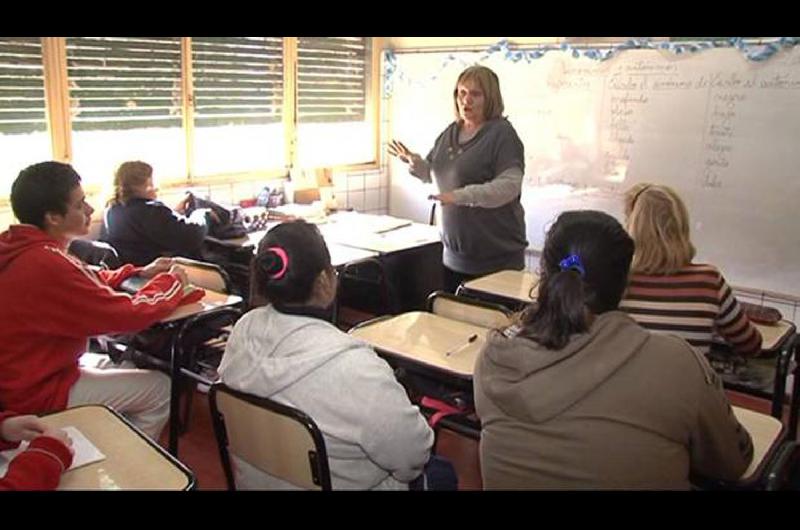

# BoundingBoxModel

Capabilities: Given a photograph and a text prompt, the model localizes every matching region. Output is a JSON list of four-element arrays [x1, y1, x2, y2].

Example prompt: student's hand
[[40, 427, 74, 456], [140, 257, 176, 278], [168, 264, 189, 287], [428, 192, 457, 205], [175, 193, 192, 214], [388, 140, 425, 173], [0, 415, 47, 442]]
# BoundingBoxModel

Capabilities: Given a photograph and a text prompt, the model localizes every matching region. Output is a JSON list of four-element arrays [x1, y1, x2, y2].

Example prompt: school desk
[[712, 320, 796, 419], [457, 269, 540, 311], [732, 406, 786, 486], [41, 405, 195, 490], [204, 211, 444, 313], [107, 287, 243, 456], [350, 311, 490, 381]]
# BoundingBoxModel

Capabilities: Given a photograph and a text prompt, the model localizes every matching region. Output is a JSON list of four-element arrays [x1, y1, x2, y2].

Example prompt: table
[[350, 311, 490, 381], [204, 211, 444, 313], [41, 405, 194, 490], [712, 320, 796, 418], [732, 406, 785, 485], [457, 269, 539, 311]]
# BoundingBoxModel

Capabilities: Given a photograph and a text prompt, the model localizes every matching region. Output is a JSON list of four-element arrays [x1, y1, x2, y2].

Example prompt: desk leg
[[790, 353, 799, 441], [772, 347, 792, 419], [168, 335, 182, 456]]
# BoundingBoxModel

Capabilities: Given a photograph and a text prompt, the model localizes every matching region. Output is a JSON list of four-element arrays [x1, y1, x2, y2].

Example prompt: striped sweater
[[619, 263, 762, 356]]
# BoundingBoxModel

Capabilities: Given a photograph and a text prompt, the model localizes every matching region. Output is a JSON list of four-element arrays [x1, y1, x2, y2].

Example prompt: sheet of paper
[[0, 425, 105, 475]]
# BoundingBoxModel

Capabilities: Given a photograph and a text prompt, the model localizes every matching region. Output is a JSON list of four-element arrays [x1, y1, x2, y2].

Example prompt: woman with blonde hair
[[101, 161, 211, 265], [619, 183, 762, 356], [388, 65, 527, 293]]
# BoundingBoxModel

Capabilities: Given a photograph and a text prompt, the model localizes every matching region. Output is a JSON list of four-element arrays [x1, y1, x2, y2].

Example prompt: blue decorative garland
[[383, 37, 800, 96]]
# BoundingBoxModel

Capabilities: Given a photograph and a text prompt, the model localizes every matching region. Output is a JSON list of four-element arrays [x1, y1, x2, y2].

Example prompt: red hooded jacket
[[0, 410, 74, 490], [0, 225, 186, 415]]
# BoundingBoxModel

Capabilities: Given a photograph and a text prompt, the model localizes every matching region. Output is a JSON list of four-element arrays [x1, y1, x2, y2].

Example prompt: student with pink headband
[[218, 220, 455, 490]]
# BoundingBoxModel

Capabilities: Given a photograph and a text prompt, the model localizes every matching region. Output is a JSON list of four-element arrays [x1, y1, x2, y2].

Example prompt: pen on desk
[[446, 333, 478, 357]]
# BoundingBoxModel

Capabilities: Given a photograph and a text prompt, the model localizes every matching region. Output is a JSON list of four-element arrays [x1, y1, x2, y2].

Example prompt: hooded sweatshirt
[[475, 311, 753, 490], [0, 224, 187, 414], [218, 304, 434, 490]]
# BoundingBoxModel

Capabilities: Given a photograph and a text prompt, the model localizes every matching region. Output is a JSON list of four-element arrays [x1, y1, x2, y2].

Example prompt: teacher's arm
[[449, 166, 524, 208], [388, 139, 432, 183]]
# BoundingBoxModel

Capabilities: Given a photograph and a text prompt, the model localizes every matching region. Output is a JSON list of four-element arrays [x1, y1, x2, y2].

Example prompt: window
[[65, 37, 185, 188], [191, 37, 285, 177], [0, 37, 51, 196], [295, 37, 376, 168], [1, 37, 380, 200]]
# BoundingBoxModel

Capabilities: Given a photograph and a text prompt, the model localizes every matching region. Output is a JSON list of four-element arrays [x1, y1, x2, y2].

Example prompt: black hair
[[518, 210, 634, 350], [11, 161, 82, 229], [251, 220, 332, 306]]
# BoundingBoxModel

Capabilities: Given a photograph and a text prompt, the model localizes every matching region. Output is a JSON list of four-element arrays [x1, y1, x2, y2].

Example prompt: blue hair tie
[[559, 254, 586, 278]]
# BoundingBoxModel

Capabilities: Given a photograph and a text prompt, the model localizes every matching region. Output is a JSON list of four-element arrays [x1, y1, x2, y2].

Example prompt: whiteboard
[[388, 46, 800, 297]]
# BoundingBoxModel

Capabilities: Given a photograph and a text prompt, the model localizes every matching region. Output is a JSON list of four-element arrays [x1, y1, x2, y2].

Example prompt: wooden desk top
[[350, 311, 489, 378], [461, 270, 540, 303], [161, 289, 243, 323], [321, 222, 440, 254], [753, 320, 795, 353], [41, 405, 194, 490], [733, 406, 784, 482]]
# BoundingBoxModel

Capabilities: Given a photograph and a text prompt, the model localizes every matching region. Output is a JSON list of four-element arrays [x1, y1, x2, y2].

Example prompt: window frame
[[1, 36, 382, 204]]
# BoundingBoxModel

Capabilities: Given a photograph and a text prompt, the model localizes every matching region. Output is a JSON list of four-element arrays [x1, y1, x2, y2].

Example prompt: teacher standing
[[389, 65, 528, 293]]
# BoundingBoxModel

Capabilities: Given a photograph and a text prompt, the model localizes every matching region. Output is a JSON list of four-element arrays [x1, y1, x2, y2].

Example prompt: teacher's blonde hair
[[453, 65, 505, 122], [624, 183, 696, 274]]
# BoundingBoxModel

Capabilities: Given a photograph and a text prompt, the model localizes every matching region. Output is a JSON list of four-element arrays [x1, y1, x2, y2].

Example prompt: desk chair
[[174, 257, 232, 294], [788, 339, 800, 442], [68, 239, 121, 269], [337, 257, 392, 328], [426, 291, 513, 329], [209, 382, 332, 490]]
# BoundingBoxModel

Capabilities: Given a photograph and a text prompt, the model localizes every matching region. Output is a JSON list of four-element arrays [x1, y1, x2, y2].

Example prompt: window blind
[[0, 37, 47, 134], [65, 37, 182, 131], [191, 37, 283, 127], [297, 37, 369, 123]]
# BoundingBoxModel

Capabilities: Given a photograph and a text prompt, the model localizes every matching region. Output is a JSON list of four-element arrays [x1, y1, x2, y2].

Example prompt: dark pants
[[409, 455, 459, 490], [442, 266, 480, 295]]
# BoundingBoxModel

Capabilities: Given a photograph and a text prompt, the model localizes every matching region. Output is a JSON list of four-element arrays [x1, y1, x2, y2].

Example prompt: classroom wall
[[385, 42, 800, 294]]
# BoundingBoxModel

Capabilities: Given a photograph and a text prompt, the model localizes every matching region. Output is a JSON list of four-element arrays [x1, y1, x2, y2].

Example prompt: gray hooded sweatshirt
[[474, 311, 753, 490], [218, 305, 434, 490]]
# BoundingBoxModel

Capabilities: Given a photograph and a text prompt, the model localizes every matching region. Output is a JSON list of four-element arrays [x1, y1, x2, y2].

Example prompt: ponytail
[[516, 210, 634, 351], [519, 255, 589, 349]]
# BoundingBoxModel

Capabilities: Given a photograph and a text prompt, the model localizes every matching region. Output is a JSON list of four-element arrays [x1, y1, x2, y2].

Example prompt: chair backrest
[[68, 239, 122, 269], [427, 291, 512, 329], [174, 257, 230, 293], [209, 382, 332, 490]]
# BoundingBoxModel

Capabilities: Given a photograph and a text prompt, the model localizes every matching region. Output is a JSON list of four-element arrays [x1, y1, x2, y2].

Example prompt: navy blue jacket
[[101, 197, 209, 266]]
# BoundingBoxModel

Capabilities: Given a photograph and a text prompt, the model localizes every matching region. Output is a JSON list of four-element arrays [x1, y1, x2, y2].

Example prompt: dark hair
[[252, 220, 332, 306], [11, 161, 82, 229], [518, 210, 634, 349]]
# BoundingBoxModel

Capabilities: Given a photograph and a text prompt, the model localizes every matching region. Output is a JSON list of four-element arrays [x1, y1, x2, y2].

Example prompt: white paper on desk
[[0, 425, 105, 474]]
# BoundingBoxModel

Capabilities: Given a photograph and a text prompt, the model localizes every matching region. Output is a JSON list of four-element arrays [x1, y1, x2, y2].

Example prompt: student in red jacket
[[0, 161, 198, 440], [0, 411, 74, 491]]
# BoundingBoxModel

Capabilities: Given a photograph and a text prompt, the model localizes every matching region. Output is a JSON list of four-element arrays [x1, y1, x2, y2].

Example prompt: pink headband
[[266, 246, 289, 280]]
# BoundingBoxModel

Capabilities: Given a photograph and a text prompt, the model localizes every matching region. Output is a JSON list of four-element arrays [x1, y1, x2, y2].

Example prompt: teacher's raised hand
[[388, 140, 425, 172]]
